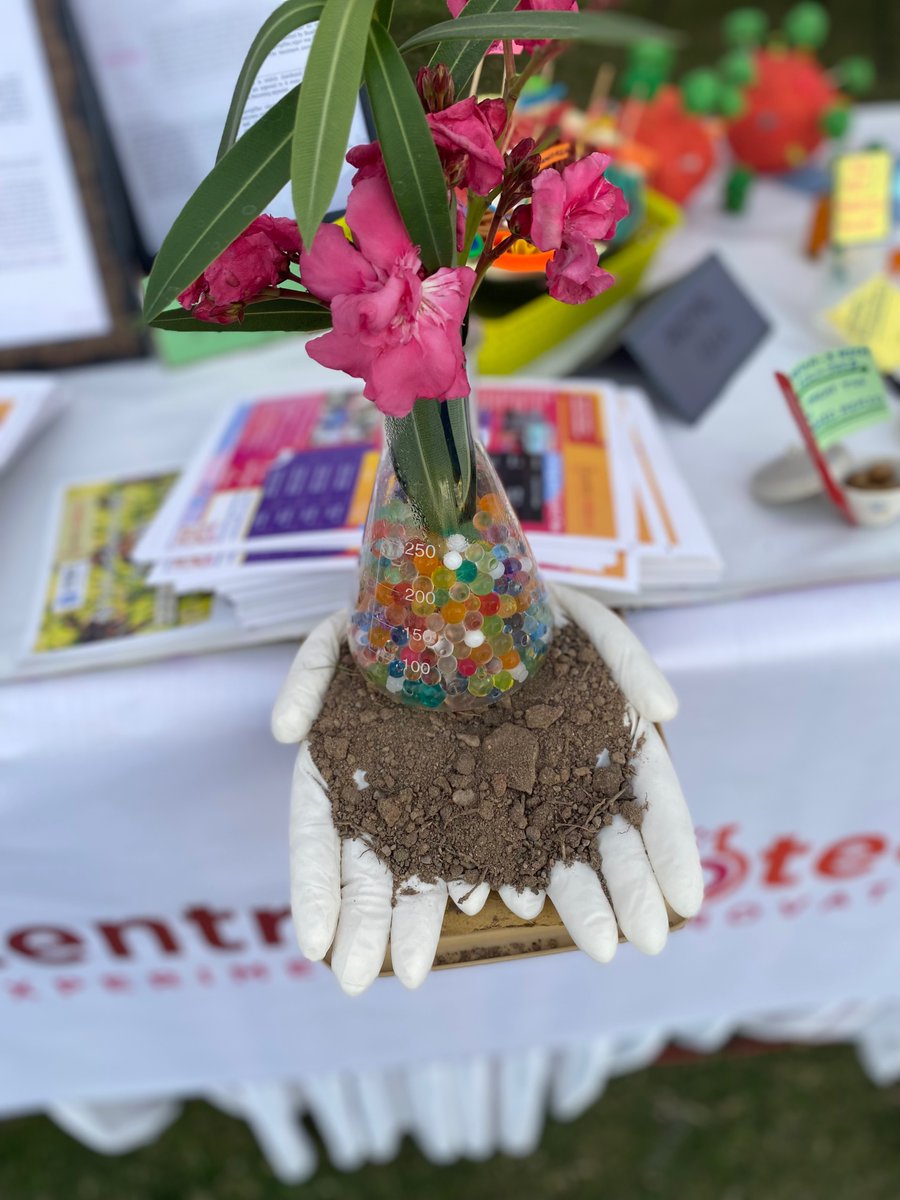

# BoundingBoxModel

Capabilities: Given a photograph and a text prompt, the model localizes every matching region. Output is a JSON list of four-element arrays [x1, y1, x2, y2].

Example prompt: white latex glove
[[272, 584, 703, 996]]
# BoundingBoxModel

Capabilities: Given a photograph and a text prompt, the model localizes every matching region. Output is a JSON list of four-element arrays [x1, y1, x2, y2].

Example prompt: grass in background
[[2, 1045, 899, 1200]]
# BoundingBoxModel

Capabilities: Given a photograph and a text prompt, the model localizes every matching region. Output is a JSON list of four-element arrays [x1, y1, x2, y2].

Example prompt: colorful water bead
[[441, 600, 467, 625], [468, 675, 493, 697]]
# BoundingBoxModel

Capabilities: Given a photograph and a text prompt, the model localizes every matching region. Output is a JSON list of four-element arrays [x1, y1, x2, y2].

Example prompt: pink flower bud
[[415, 64, 455, 113]]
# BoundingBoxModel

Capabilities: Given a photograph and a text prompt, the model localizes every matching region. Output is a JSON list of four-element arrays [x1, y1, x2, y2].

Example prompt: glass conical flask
[[348, 395, 553, 711]]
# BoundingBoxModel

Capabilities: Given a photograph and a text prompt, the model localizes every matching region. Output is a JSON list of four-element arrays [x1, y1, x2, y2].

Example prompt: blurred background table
[[2, 95, 900, 1178]]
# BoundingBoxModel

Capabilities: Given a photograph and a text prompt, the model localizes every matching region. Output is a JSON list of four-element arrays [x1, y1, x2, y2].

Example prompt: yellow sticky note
[[826, 275, 900, 372], [831, 150, 893, 247]]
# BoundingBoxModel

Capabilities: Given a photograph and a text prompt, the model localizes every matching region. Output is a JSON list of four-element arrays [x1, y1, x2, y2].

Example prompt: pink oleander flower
[[300, 173, 475, 417], [545, 233, 616, 303], [447, 0, 578, 53], [345, 140, 386, 184], [178, 215, 301, 324], [429, 97, 507, 192], [514, 152, 628, 304], [347, 97, 507, 195], [530, 152, 628, 247]]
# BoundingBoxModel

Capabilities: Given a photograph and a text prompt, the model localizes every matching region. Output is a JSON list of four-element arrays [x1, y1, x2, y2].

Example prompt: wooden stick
[[588, 62, 615, 116]]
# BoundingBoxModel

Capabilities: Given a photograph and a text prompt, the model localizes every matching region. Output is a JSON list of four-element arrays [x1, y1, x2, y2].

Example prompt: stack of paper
[[127, 379, 721, 634], [20, 379, 720, 674], [0, 375, 65, 475]]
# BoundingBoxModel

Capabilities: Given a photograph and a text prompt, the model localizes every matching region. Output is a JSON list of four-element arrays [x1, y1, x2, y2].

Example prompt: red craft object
[[631, 86, 717, 203], [725, 48, 839, 174]]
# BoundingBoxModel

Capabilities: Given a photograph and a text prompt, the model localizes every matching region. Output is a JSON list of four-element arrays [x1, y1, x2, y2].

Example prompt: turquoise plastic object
[[605, 163, 646, 250]]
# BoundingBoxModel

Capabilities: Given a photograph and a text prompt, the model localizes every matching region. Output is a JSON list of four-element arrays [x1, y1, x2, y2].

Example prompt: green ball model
[[719, 48, 756, 86], [718, 84, 746, 119], [783, 2, 830, 49], [723, 7, 769, 49], [821, 105, 851, 139], [631, 38, 674, 68], [837, 56, 876, 97], [680, 68, 721, 115], [620, 38, 675, 99]]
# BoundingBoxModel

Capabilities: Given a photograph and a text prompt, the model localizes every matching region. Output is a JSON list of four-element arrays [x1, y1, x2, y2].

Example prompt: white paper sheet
[[0, 374, 64, 474], [0, 0, 111, 350], [68, 0, 371, 254]]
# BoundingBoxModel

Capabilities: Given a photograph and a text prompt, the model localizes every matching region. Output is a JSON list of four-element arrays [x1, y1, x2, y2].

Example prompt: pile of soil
[[309, 622, 644, 894], [845, 462, 900, 491]]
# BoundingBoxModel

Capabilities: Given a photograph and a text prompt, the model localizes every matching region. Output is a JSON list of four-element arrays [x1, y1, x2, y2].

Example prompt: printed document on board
[[0, 0, 111, 351]]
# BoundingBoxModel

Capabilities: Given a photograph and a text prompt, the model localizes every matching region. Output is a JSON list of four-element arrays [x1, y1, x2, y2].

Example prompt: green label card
[[789, 347, 889, 450]]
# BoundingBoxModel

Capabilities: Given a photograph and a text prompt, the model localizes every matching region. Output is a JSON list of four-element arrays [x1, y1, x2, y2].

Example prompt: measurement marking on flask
[[405, 541, 436, 558], [405, 587, 435, 604]]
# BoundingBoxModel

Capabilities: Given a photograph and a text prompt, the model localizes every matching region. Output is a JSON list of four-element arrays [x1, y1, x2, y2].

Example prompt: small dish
[[842, 459, 900, 528]]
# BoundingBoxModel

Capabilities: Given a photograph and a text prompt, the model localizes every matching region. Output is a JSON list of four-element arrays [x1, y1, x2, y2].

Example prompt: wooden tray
[[378, 894, 688, 976]]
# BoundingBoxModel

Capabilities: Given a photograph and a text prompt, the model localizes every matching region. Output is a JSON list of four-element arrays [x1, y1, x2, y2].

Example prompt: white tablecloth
[[3, 579, 900, 1177], [2, 108, 900, 1178]]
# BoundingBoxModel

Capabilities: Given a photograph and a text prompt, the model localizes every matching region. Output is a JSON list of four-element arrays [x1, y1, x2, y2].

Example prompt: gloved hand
[[272, 584, 703, 996]]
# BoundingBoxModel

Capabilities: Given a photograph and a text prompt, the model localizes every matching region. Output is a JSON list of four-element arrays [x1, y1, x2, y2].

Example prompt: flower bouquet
[[144, 1, 703, 990], [144, 0, 671, 709]]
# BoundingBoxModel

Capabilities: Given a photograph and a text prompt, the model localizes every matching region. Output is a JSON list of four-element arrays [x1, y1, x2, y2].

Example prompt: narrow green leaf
[[444, 396, 475, 516], [150, 296, 332, 334], [427, 0, 519, 94], [386, 397, 475, 535], [145, 86, 299, 322], [402, 11, 681, 54], [217, 0, 323, 161], [364, 21, 454, 273], [374, 0, 394, 29], [291, 0, 377, 246]]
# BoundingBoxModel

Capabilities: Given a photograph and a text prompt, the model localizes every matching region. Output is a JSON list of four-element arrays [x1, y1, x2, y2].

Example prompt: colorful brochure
[[28, 472, 213, 661]]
